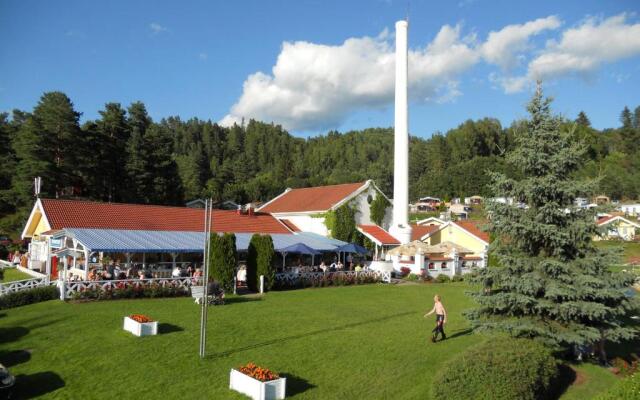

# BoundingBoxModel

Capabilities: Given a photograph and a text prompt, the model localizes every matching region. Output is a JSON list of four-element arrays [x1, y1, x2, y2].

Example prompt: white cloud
[[481, 16, 561, 70], [220, 24, 478, 131], [495, 13, 640, 93], [529, 13, 640, 79], [221, 13, 640, 130], [149, 22, 168, 35]]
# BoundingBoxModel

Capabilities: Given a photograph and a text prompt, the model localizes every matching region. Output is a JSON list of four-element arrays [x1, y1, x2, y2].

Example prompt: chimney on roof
[[247, 206, 255, 217], [236, 205, 242, 215]]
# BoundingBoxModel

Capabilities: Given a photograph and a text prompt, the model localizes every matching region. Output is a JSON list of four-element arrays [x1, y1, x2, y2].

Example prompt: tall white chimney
[[389, 20, 412, 245]]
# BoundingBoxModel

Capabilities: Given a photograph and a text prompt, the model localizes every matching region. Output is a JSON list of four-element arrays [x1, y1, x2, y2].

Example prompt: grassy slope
[[1, 268, 32, 283], [0, 284, 621, 399], [595, 241, 640, 265]]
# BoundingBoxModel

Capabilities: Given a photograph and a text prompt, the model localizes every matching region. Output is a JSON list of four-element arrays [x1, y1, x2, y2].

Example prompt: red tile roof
[[596, 215, 616, 226], [411, 224, 439, 241], [357, 224, 400, 245], [280, 219, 301, 232], [259, 182, 367, 213], [40, 199, 291, 234], [453, 221, 490, 243]]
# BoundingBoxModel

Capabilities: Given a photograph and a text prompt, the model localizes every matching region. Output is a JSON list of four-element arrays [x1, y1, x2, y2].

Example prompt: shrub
[[0, 267, 4, 281], [595, 372, 640, 400], [451, 275, 464, 282], [210, 233, 237, 291], [0, 286, 59, 310], [406, 273, 420, 281], [435, 274, 451, 283], [400, 267, 411, 277], [70, 282, 187, 301], [256, 235, 275, 291], [432, 337, 558, 400]]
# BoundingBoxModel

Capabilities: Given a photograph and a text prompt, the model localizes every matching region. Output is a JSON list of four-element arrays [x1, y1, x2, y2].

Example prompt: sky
[[1, 0, 639, 138]]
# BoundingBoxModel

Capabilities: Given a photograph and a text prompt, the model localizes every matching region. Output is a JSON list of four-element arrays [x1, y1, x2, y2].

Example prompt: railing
[[62, 277, 203, 299], [0, 276, 51, 296], [275, 270, 390, 285]]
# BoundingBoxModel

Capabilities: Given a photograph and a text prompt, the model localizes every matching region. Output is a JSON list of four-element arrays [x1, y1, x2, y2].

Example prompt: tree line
[[1, 91, 639, 235]]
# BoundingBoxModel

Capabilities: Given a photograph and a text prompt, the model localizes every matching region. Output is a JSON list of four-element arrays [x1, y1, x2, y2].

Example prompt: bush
[[70, 282, 188, 301], [256, 235, 275, 291], [400, 267, 411, 277], [0, 286, 59, 309], [435, 274, 451, 283], [451, 275, 464, 282], [595, 372, 640, 400], [432, 337, 558, 400], [0, 267, 4, 281], [405, 273, 420, 281], [210, 233, 237, 291]]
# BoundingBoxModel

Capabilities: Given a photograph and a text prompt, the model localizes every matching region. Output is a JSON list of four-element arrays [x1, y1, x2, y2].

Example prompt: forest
[[1, 91, 639, 236]]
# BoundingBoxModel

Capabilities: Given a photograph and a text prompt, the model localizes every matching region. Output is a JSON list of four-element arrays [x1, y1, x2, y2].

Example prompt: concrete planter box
[[123, 316, 158, 337], [229, 369, 286, 400]]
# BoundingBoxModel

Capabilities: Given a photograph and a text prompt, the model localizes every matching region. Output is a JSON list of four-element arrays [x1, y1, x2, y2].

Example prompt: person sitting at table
[[336, 261, 344, 270], [87, 268, 97, 281], [319, 261, 327, 272], [102, 268, 113, 280], [236, 266, 247, 286], [193, 268, 203, 279], [186, 265, 193, 277], [171, 265, 182, 278], [355, 264, 363, 272], [329, 261, 337, 272], [138, 270, 146, 280]]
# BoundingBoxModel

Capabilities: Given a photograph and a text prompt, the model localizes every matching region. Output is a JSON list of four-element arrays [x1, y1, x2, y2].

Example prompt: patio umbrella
[[278, 242, 322, 268], [334, 243, 369, 265]]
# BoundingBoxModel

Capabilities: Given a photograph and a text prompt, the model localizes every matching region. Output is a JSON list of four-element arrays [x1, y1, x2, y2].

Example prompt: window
[[461, 261, 467, 269], [440, 262, 447, 270], [428, 262, 435, 270]]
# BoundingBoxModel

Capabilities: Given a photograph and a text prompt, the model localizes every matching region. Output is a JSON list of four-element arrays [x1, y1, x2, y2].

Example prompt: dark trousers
[[432, 314, 446, 340]]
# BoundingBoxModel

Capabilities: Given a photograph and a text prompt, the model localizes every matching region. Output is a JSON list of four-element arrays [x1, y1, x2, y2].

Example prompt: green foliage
[[247, 234, 276, 291], [273, 271, 382, 290], [0, 267, 4, 280], [209, 233, 237, 291], [0, 285, 59, 310], [369, 192, 390, 226], [595, 371, 640, 400], [256, 235, 275, 291], [467, 83, 638, 355], [432, 337, 558, 400], [246, 234, 260, 292], [331, 203, 358, 242], [435, 274, 451, 283], [70, 283, 187, 301]]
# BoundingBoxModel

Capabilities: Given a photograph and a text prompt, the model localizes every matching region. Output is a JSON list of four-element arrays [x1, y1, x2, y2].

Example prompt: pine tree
[[575, 111, 591, 127], [125, 102, 152, 203], [97, 103, 130, 201], [467, 83, 636, 360]]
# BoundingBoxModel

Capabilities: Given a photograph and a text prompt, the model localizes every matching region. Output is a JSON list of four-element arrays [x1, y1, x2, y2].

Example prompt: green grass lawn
[[1, 267, 32, 283], [0, 283, 623, 399], [595, 240, 640, 265]]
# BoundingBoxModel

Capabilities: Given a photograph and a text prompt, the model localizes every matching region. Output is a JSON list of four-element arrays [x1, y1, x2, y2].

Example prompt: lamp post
[[199, 199, 212, 358]]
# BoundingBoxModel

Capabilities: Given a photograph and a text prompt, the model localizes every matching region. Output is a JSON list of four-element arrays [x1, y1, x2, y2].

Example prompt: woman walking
[[424, 295, 447, 342]]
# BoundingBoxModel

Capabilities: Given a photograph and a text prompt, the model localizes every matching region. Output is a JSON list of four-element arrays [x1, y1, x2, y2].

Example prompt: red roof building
[[259, 182, 369, 214], [22, 198, 292, 238], [357, 224, 400, 246]]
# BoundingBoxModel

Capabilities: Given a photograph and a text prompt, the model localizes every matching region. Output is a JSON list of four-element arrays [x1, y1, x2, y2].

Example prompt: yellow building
[[595, 215, 639, 241]]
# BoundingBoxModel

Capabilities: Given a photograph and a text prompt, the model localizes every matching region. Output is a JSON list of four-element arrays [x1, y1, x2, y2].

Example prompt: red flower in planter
[[238, 363, 279, 382], [129, 314, 154, 323]]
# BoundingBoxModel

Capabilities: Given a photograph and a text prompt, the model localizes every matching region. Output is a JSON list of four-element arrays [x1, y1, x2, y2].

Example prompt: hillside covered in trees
[[1, 91, 639, 235]]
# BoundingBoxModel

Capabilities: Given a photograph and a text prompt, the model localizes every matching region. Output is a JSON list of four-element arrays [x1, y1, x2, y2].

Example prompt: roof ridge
[[287, 181, 367, 191]]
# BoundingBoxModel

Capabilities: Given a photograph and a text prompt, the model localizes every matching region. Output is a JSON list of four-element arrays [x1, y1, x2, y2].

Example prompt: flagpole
[[199, 199, 212, 358]]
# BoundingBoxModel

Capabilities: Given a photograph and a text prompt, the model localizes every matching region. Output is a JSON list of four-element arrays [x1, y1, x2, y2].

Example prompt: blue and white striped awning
[[58, 229, 349, 253]]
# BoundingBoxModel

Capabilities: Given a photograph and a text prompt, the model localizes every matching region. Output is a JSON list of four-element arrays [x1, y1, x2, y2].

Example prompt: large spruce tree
[[467, 83, 636, 360]]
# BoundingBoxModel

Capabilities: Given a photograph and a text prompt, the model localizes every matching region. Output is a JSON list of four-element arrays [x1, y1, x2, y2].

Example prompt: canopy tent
[[387, 240, 473, 257], [335, 243, 369, 254], [278, 242, 322, 268]]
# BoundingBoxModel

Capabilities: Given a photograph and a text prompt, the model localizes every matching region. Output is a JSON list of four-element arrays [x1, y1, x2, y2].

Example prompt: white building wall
[[274, 185, 392, 238]]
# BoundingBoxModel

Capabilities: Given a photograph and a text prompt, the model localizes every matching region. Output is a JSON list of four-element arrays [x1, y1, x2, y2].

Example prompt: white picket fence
[[0, 276, 52, 296], [275, 270, 391, 285], [61, 277, 203, 299]]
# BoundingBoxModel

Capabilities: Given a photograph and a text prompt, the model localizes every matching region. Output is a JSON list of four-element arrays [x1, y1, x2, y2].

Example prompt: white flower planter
[[229, 369, 286, 400], [123, 316, 158, 337]]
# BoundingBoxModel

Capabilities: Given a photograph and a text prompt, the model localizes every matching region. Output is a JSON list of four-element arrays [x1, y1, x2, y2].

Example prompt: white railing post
[[260, 275, 264, 294], [233, 277, 237, 295]]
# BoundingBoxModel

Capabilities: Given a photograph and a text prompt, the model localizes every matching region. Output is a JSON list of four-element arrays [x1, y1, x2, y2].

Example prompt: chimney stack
[[389, 20, 412, 245]]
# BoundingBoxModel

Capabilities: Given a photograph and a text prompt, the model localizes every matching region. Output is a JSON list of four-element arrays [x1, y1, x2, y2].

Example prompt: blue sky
[[1, 0, 639, 137]]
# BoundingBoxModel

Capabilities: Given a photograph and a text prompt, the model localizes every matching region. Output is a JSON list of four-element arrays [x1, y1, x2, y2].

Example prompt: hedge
[[432, 336, 558, 400], [0, 286, 59, 310], [71, 284, 187, 301], [210, 233, 237, 291], [247, 234, 276, 291], [595, 372, 640, 400]]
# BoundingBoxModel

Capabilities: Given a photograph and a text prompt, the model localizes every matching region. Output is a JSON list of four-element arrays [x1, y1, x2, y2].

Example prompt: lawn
[[594, 240, 640, 264], [1, 267, 32, 283], [0, 283, 624, 399]]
